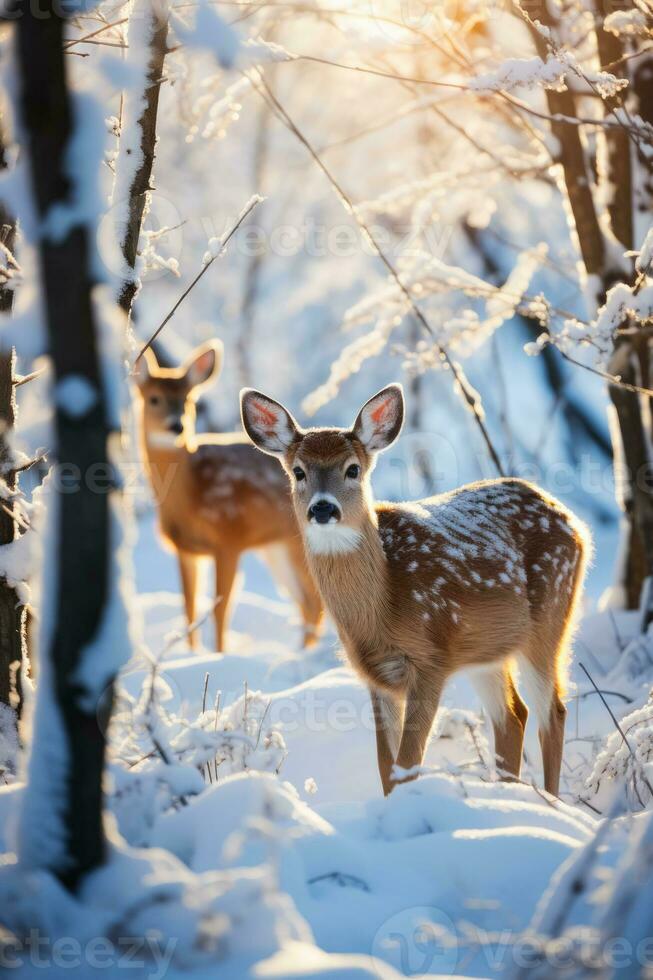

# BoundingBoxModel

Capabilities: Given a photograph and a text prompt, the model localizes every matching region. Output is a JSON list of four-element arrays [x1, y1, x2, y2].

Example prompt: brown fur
[[135, 345, 323, 650], [241, 388, 590, 796]]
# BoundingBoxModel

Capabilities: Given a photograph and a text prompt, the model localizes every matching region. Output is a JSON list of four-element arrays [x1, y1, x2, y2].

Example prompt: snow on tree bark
[[525, 1, 653, 613], [114, 0, 169, 317], [14, 4, 129, 888], [0, 122, 25, 720]]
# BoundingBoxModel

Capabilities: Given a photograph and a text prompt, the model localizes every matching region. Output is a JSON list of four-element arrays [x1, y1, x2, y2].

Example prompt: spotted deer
[[241, 383, 590, 796], [134, 341, 323, 651]]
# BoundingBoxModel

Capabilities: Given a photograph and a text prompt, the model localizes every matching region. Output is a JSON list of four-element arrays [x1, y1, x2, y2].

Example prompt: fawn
[[241, 383, 589, 796], [134, 341, 323, 651]]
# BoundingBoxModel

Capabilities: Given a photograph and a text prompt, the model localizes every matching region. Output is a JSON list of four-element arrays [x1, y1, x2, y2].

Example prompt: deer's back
[[159, 435, 297, 554], [376, 479, 588, 668]]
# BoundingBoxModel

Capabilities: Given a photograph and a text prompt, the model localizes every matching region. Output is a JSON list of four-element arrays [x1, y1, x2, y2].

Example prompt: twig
[[608, 609, 626, 655], [575, 687, 633, 705], [201, 671, 209, 714], [555, 345, 653, 399], [14, 452, 47, 474], [579, 661, 653, 800], [201, 671, 212, 782], [135, 195, 263, 363], [161, 597, 221, 655], [14, 367, 46, 387], [63, 17, 128, 49], [249, 70, 506, 476]]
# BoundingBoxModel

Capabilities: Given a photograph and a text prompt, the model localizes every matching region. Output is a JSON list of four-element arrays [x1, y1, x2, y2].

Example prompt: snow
[[1, 493, 638, 976], [604, 10, 649, 38], [171, 2, 240, 69], [468, 56, 569, 94], [4, 0, 653, 974], [55, 375, 99, 418]]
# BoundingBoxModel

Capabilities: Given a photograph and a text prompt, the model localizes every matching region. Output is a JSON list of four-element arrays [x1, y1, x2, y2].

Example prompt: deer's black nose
[[308, 499, 340, 524], [169, 420, 183, 435]]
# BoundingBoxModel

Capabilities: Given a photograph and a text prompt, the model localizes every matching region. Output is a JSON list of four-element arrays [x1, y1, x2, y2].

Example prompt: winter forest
[[1, 0, 653, 976]]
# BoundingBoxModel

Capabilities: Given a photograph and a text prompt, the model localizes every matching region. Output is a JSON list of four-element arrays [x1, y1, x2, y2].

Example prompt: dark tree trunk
[[0, 127, 25, 716], [118, 9, 168, 317], [0, 344, 25, 716], [597, 10, 653, 614], [16, 3, 112, 888], [527, 3, 653, 612]]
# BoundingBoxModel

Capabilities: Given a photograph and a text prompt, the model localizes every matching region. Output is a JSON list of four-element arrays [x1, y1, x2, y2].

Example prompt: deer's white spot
[[516, 657, 553, 725], [468, 665, 508, 726]]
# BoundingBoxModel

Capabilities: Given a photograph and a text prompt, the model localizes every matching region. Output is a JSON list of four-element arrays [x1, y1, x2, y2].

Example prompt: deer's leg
[[288, 540, 324, 648], [178, 551, 199, 649], [214, 550, 239, 652], [519, 657, 566, 795], [539, 693, 566, 796], [371, 689, 405, 796], [260, 540, 323, 648], [519, 656, 567, 796], [471, 665, 527, 781], [393, 671, 444, 787]]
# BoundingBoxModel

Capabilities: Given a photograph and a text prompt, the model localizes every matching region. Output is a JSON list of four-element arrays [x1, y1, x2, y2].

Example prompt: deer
[[240, 383, 590, 797], [133, 341, 323, 652]]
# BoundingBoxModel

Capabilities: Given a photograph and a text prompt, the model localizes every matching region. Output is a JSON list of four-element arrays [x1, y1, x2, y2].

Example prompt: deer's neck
[[137, 411, 190, 506], [305, 511, 387, 643]]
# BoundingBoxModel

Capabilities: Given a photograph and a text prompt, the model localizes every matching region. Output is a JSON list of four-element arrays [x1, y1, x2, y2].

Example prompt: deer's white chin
[[147, 431, 182, 449], [305, 523, 362, 556]]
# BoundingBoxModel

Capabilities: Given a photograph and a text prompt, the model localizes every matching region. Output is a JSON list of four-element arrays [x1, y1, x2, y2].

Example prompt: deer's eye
[[148, 395, 161, 407], [345, 463, 360, 479], [293, 466, 306, 482]]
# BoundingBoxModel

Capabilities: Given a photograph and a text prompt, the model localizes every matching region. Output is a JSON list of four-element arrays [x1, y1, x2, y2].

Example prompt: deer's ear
[[240, 389, 299, 457], [184, 340, 223, 390], [133, 346, 159, 387], [353, 384, 404, 453]]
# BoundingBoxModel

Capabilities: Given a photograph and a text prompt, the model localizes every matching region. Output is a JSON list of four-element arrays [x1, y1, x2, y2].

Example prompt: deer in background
[[134, 341, 323, 651], [241, 383, 590, 796]]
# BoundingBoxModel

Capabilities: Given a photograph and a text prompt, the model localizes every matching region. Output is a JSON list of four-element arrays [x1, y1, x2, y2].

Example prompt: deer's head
[[240, 385, 404, 554], [134, 341, 222, 447]]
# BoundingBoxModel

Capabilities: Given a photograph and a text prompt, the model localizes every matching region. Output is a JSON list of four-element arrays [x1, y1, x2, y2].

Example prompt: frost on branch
[[586, 698, 653, 812], [468, 55, 569, 93], [303, 245, 543, 413], [467, 52, 627, 99], [637, 225, 653, 275], [109, 673, 286, 845], [595, 282, 653, 341], [604, 10, 650, 38]]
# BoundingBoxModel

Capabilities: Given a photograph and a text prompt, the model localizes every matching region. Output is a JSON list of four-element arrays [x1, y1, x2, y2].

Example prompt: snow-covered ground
[[4, 500, 652, 978]]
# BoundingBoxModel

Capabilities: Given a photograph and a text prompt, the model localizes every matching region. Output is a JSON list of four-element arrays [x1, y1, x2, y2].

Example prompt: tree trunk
[[595, 6, 653, 612], [0, 124, 25, 717], [528, 5, 653, 611], [16, 3, 112, 888], [117, 3, 169, 317]]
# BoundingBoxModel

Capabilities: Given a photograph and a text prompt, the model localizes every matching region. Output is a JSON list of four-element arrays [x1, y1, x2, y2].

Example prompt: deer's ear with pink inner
[[353, 383, 404, 453], [184, 340, 223, 390], [240, 389, 299, 456]]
